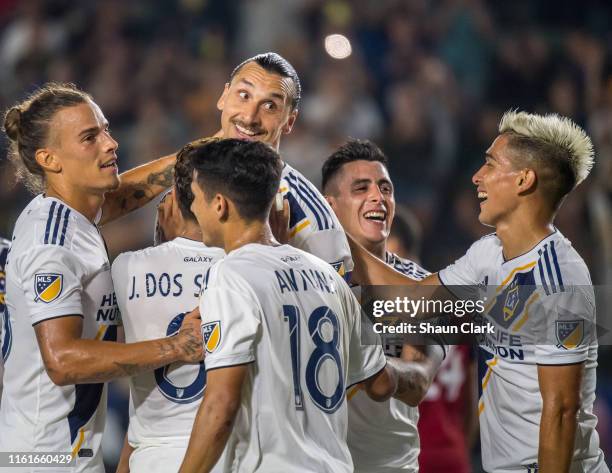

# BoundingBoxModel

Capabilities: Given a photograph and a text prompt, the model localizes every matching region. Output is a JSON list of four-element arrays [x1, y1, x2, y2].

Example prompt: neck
[[176, 220, 203, 242], [45, 182, 104, 223], [495, 206, 555, 260], [363, 239, 386, 261], [223, 219, 277, 253]]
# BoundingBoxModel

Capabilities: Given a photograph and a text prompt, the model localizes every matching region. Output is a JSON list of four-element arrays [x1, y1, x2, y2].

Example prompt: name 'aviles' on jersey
[[111, 237, 224, 473], [280, 163, 353, 280], [439, 231, 608, 473], [1, 195, 120, 473], [199, 244, 386, 473], [348, 252, 434, 473]]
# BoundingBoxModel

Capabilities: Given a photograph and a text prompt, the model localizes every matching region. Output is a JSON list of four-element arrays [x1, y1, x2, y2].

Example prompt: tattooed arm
[[99, 153, 176, 226], [34, 307, 203, 385], [387, 344, 444, 406]]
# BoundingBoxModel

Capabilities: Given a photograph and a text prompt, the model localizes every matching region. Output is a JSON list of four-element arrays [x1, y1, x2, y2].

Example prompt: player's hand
[[177, 307, 204, 363], [269, 192, 290, 244]]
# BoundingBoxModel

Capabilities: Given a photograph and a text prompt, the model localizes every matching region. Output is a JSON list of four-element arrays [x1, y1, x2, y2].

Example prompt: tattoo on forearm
[[147, 164, 174, 188]]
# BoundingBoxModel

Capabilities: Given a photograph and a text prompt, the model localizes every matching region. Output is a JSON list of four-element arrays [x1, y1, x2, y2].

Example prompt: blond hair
[[499, 110, 594, 187]]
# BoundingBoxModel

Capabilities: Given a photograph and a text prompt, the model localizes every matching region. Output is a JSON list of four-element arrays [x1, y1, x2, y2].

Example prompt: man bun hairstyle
[[3, 82, 91, 194], [499, 110, 595, 210]]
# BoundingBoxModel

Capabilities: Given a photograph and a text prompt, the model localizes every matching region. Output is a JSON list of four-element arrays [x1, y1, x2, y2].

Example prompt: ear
[[517, 169, 537, 193], [217, 83, 230, 112], [35, 148, 61, 173], [324, 194, 336, 208], [214, 194, 229, 222], [169, 187, 180, 218], [282, 110, 298, 135]]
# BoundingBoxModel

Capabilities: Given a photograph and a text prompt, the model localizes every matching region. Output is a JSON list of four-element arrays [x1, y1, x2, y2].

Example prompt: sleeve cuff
[[31, 307, 84, 326], [347, 351, 387, 388], [205, 352, 255, 371]]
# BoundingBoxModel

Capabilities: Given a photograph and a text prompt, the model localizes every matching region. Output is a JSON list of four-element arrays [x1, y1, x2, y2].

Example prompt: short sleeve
[[297, 229, 354, 279], [17, 245, 84, 325], [534, 289, 594, 365], [199, 268, 261, 370], [345, 289, 387, 387], [438, 240, 487, 301]]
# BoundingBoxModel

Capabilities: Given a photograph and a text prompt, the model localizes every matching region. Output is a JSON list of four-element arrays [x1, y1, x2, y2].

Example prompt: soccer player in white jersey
[[322, 139, 445, 473], [112, 148, 226, 473], [0, 236, 10, 403], [211, 52, 353, 278], [0, 83, 203, 473], [348, 111, 608, 472], [177, 138, 404, 473]]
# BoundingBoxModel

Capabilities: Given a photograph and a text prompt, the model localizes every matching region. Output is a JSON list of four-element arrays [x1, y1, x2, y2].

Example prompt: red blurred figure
[[418, 345, 477, 473]]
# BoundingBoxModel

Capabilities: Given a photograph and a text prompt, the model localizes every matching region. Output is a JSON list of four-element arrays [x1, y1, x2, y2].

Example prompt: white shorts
[[129, 445, 226, 473], [129, 446, 185, 473]]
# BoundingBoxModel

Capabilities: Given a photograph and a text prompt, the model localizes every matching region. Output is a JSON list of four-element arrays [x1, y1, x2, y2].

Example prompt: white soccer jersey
[[439, 231, 608, 472], [0, 236, 10, 402], [1, 195, 120, 473], [111, 237, 224, 473], [199, 243, 386, 473], [280, 163, 353, 279], [348, 252, 432, 473]]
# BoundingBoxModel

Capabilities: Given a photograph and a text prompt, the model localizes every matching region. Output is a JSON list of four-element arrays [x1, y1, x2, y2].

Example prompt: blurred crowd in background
[[1, 0, 611, 470]]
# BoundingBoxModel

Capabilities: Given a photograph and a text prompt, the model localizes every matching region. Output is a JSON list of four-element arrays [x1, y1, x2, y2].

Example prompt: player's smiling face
[[46, 100, 119, 195], [472, 134, 524, 227], [217, 62, 297, 151], [327, 160, 395, 253]]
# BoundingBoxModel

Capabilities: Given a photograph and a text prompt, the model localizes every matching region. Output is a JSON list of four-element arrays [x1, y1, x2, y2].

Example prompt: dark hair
[[322, 139, 389, 193], [230, 52, 301, 110], [3, 82, 91, 194], [505, 133, 575, 211], [187, 138, 282, 221], [174, 137, 220, 221]]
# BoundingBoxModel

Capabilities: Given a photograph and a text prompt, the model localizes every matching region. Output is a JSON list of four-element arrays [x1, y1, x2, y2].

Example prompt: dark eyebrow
[[351, 178, 372, 186], [485, 152, 497, 161], [238, 79, 254, 88], [237, 79, 286, 102], [78, 121, 109, 138], [78, 126, 100, 137]]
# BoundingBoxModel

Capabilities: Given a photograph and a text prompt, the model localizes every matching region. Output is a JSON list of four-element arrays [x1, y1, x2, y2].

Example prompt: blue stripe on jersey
[[286, 173, 328, 229], [550, 241, 565, 292], [542, 245, 557, 294], [293, 173, 335, 229], [68, 383, 104, 444], [51, 203, 64, 245], [67, 325, 117, 443], [286, 172, 331, 230], [44, 201, 57, 244], [1, 307, 12, 362], [285, 175, 324, 230], [537, 254, 551, 296], [477, 348, 494, 399], [59, 207, 71, 246], [286, 192, 307, 228]]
